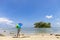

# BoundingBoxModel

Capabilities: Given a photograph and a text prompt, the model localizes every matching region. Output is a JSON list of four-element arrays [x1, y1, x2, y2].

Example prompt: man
[[16, 23, 22, 38]]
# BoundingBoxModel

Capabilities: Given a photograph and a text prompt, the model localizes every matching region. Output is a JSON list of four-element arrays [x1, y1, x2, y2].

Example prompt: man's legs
[[17, 28, 20, 37]]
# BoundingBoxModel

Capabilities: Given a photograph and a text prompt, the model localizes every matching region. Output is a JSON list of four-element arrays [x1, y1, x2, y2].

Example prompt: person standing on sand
[[16, 23, 23, 38]]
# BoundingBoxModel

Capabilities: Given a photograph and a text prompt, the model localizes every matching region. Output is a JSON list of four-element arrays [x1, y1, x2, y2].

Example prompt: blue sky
[[0, 0, 60, 28]]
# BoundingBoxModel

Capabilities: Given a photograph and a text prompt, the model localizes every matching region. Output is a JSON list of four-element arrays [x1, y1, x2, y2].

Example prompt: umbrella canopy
[[16, 23, 23, 29]]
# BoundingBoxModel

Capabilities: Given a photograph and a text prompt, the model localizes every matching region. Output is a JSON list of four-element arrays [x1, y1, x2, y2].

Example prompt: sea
[[0, 27, 60, 36]]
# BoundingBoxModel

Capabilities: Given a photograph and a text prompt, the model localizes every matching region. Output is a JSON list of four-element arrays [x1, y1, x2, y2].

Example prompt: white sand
[[0, 34, 60, 40]]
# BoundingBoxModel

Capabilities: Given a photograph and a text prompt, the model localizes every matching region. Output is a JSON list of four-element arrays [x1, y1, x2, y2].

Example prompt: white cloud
[[56, 22, 60, 25], [52, 18, 60, 27], [54, 22, 60, 27], [55, 19, 60, 26], [0, 18, 15, 27], [45, 15, 53, 19]]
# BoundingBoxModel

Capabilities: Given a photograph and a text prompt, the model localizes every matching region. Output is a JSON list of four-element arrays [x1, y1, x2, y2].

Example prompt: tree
[[34, 22, 51, 28]]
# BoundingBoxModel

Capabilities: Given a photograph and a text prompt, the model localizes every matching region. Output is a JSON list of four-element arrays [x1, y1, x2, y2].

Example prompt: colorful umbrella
[[16, 23, 23, 28]]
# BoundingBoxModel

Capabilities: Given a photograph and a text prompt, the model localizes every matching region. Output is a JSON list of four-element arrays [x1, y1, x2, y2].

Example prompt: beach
[[0, 27, 60, 40], [0, 34, 60, 40]]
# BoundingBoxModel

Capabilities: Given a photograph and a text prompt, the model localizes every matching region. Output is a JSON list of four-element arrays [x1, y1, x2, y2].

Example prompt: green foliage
[[34, 22, 51, 28]]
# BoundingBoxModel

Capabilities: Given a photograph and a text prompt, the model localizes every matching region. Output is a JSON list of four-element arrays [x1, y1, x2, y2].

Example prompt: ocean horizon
[[0, 27, 60, 36]]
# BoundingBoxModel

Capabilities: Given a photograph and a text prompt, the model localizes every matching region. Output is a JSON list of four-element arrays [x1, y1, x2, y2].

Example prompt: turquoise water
[[21, 27, 60, 34], [0, 27, 60, 36]]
